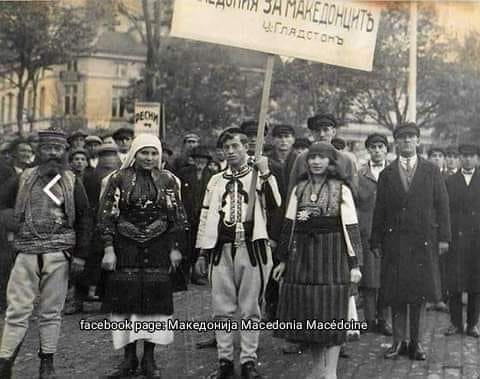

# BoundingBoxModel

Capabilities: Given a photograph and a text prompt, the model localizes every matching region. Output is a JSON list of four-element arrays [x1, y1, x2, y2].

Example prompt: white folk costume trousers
[[211, 241, 272, 364], [0, 252, 69, 357]]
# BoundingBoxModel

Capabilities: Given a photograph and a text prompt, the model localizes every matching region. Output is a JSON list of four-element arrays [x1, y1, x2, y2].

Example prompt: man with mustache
[[0, 129, 92, 379]]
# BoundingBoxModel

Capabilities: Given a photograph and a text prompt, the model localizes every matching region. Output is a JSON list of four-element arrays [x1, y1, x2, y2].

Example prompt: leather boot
[[141, 341, 161, 379], [38, 352, 56, 379], [109, 342, 138, 377], [0, 358, 13, 379]]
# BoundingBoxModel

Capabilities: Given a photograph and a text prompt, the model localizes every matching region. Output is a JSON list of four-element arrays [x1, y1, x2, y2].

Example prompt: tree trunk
[[16, 85, 26, 137]]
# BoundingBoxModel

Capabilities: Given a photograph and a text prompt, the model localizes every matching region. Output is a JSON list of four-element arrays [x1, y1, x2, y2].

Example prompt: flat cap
[[112, 126, 134, 140], [331, 137, 346, 150], [67, 130, 88, 142], [190, 146, 212, 160], [69, 148, 89, 159], [458, 144, 479, 155], [272, 124, 295, 137], [97, 143, 119, 155], [293, 138, 312, 149], [365, 133, 388, 148], [445, 145, 458, 156], [85, 135, 102, 145], [307, 113, 337, 130], [428, 146, 446, 157], [240, 120, 269, 137], [393, 122, 420, 139]]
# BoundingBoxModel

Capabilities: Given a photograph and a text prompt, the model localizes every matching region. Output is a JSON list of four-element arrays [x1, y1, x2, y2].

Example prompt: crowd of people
[[0, 113, 476, 379]]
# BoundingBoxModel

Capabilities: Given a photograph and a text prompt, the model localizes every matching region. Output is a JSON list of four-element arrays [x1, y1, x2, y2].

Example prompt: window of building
[[111, 87, 127, 118], [6, 93, 14, 122], [67, 60, 78, 72], [39, 87, 46, 117], [1, 97, 4, 124], [115, 62, 128, 78], [64, 85, 77, 115]]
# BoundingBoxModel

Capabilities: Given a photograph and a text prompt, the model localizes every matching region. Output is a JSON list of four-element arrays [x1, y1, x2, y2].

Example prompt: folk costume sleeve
[[97, 171, 121, 249], [259, 171, 282, 210], [340, 184, 362, 269], [164, 173, 189, 254], [73, 178, 93, 259], [195, 174, 219, 250], [276, 187, 298, 263]]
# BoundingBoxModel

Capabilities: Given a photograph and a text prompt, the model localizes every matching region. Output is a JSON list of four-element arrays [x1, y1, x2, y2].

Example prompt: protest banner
[[134, 102, 161, 136], [171, 0, 381, 71]]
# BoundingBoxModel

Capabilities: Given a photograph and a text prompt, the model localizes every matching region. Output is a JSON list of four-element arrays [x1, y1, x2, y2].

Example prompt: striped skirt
[[275, 228, 350, 347]]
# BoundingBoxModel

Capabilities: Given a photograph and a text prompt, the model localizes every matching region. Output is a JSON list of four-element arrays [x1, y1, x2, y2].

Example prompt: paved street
[[2, 285, 480, 379]]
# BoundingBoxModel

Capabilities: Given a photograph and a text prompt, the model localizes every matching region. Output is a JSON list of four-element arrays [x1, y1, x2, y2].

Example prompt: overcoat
[[371, 157, 451, 305], [357, 163, 381, 288], [445, 171, 480, 292]]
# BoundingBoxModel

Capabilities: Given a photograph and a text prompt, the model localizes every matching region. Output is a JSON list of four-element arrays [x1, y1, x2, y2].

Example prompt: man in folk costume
[[196, 128, 281, 379], [357, 133, 392, 336], [372, 123, 451, 361], [444, 144, 480, 338], [0, 129, 92, 379]]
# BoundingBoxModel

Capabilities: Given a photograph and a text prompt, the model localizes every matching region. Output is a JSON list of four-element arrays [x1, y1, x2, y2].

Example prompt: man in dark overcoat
[[444, 144, 480, 338], [357, 133, 392, 336], [372, 122, 451, 361]]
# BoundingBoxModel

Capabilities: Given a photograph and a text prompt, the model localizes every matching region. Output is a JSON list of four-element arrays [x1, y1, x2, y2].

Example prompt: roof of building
[[93, 30, 147, 57]]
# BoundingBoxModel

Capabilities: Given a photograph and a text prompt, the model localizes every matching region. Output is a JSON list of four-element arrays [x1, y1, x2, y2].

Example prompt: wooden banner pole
[[246, 53, 275, 222]]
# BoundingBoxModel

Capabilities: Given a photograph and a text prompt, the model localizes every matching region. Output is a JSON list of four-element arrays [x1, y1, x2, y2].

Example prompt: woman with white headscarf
[[98, 134, 188, 378]]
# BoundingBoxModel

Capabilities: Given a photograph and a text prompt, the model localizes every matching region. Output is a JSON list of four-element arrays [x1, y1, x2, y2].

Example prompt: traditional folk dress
[[275, 178, 362, 347], [97, 135, 188, 349]]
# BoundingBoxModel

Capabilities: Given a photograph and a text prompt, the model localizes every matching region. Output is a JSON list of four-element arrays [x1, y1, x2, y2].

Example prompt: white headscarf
[[120, 133, 163, 170]]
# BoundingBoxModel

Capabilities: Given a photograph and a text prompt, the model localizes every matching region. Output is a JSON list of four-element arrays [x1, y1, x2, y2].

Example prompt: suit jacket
[[371, 157, 451, 305], [446, 171, 480, 292]]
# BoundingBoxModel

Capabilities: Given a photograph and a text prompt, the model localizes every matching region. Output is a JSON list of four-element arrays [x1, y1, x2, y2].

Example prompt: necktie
[[405, 158, 412, 175]]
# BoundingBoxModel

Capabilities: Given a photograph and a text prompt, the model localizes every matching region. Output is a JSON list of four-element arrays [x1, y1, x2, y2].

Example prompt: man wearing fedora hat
[[444, 144, 480, 338], [357, 133, 392, 336], [0, 129, 93, 378], [372, 122, 450, 361]]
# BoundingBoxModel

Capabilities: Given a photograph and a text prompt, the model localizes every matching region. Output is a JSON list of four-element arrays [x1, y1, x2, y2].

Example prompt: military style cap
[[39, 129, 67, 145], [393, 122, 420, 139], [307, 113, 337, 130], [365, 133, 388, 148]]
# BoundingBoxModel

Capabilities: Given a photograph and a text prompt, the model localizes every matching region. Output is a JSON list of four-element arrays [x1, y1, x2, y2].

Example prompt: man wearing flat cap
[[0, 129, 93, 378], [372, 122, 450, 361], [428, 147, 446, 174], [445, 144, 480, 338], [178, 146, 215, 286], [67, 130, 88, 150], [172, 133, 200, 173], [357, 133, 392, 336], [85, 136, 102, 169], [112, 125, 134, 163], [445, 145, 460, 176], [288, 113, 358, 199]]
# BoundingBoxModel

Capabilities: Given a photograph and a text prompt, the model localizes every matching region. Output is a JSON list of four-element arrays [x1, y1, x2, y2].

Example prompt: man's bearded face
[[38, 143, 66, 176]]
